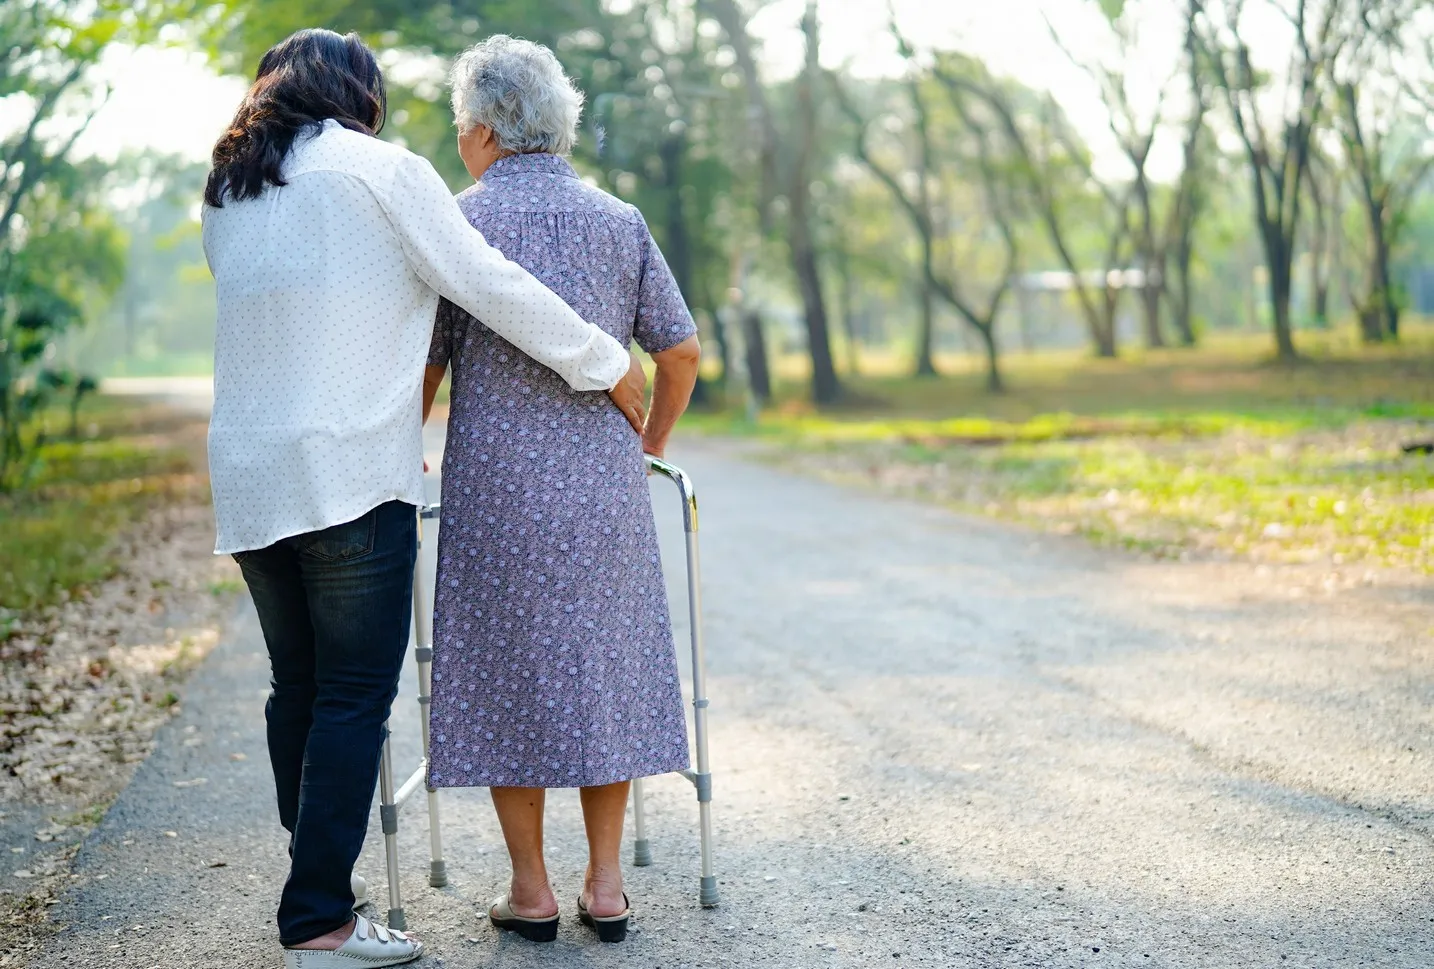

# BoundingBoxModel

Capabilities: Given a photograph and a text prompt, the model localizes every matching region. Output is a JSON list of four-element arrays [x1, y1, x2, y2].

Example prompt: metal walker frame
[[376, 503, 447, 930], [374, 455, 717, 930]]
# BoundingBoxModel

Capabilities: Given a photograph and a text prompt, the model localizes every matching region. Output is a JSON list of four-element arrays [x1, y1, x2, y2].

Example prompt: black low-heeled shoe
[[489, 894, 559, 943], [577, 893, 630, 943]]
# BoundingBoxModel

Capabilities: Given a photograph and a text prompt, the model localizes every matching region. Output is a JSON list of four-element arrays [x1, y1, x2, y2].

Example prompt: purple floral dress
[[426, 153, 696, 789]]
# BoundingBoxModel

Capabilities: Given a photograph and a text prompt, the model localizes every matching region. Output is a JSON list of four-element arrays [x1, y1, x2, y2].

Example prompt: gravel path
[[27, 432, 1434, 968]]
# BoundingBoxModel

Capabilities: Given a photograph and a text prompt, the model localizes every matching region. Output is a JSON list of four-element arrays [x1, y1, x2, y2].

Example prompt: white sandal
[[283, 914, 422, 968]]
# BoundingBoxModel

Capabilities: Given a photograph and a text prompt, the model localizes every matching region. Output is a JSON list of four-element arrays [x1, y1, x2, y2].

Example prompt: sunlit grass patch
[[0, 397, 200, 621], [693, 334, 1434, 573], [772, 419, 1433, 572]]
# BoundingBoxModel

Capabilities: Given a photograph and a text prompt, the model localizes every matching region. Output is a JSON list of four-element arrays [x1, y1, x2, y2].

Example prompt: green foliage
[[0, 397, 194, 621], [205, 0, 755, 371], [0, 155, 126, 488], [1, 1, 194, 490], [1096, 0, 1127, 22]]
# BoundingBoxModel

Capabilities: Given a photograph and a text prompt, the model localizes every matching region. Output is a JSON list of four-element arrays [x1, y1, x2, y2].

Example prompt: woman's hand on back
[[607, 350, 648, 436]]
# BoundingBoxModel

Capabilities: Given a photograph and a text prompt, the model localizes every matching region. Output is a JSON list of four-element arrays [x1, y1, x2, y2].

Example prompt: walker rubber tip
[[633, 839, 653, 867], [388, 908, 407, 930], [429, 861, 448, 888], [699, 875, 720, 908]]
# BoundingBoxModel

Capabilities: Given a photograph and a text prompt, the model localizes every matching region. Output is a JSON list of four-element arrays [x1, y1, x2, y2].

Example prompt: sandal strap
[[353, 914, 408, 945]]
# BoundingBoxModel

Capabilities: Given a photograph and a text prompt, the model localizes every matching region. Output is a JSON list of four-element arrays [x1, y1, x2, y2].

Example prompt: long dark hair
[[204, 29, 386, 207]]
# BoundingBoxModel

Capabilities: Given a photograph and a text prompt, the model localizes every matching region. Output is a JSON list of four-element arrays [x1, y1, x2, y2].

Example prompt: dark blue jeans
[[234, 500, 417, 946]]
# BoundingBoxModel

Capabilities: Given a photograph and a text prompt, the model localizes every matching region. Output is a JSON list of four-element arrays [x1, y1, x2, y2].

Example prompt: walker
[[374, 454, 718, 930]]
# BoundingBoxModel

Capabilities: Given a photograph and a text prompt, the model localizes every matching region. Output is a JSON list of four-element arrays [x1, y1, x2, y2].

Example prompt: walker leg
[[642, 458, 719, 906], [683, 513, 719, 907], [378, 723, 406, 929], [632, 777, 653, 866], [412, 510, 448, 888]]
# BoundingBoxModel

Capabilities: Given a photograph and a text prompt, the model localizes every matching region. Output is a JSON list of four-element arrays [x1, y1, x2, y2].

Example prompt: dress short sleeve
[[429, 298, 461, 368], [632, 221, 698, 355]]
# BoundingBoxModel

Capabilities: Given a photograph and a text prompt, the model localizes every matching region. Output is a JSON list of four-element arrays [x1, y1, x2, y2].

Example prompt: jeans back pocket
[[300, 509, 378, 562]]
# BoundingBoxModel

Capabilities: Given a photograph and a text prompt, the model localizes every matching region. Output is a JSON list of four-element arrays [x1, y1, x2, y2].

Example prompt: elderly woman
[[420, 36, 701, 944]]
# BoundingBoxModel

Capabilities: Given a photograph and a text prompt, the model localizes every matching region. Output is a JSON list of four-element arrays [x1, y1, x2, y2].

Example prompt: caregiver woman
[[202, 28, 645, 969]]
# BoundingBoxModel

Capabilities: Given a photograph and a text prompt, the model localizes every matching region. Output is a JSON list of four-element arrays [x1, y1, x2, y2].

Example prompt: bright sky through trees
[[49, 0, 1225, 182]]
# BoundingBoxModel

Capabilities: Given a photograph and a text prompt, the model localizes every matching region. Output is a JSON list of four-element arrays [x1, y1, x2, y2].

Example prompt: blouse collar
[[483, 153, 578, 180]]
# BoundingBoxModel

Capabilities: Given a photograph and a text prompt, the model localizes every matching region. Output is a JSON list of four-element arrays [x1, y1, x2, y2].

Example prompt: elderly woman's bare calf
[[420, 35, 701, 944]]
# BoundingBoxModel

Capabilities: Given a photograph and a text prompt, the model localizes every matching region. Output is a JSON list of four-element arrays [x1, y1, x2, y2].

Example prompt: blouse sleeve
[[429, 298, 461, 369], [632, 218, 698, 355]]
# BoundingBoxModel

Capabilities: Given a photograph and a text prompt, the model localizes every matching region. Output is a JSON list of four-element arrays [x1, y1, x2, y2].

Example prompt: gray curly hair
[[448, 35, 584, 156]]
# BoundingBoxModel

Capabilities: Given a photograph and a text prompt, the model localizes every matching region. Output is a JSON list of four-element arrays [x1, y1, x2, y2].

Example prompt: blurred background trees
[[0, 1, 196, 487], [3, 0, 1433, 413]]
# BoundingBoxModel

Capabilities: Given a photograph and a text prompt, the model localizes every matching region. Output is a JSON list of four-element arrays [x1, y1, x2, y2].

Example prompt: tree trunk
[[1140, 279, 1165, 349], [706, 298, 731, 386], [790, 2, 842, 405], [1358, 305, 1383, 343], [1095, 288, 1119, 359], [656, 129, 712, 401], [914, 275, 937, 377], [1269, 257, 1298, 360], [1165, 152, 1200, 348], [1357, 238, 1395, 344], [1373, 229, 1398, 340], [1258, 220, 1299, 360], [659, 133, 694, 313], [837, 259, 861, 376], [742, 309, 771, 403], [1134, 175, 1166, 349], [976, 322, 1003, 393], [790, 222, 841, 404], [1167, 262, 1197, 346]]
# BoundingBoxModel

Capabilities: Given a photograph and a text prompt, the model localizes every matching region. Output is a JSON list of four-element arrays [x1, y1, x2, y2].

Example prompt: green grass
[[0, 397, 199, 626], [690, 326, 1434, 572]]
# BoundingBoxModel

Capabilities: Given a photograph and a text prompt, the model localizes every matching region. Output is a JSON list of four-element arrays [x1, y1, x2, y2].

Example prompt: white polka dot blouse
[[201, 120, 629, 555]]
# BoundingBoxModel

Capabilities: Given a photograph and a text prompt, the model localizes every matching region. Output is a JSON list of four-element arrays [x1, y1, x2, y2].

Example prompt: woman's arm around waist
[[381, 151, 627, 392]]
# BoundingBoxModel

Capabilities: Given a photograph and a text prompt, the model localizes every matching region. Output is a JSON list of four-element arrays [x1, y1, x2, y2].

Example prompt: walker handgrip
[[644, 455, 698, 534]]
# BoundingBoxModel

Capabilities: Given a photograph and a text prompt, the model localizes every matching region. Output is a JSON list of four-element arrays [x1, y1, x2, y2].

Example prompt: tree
[[830, 33, 1020, 392], [1047, 1, 1181, 349], [1194, 0, 1348, 361], [1332, 0, 1433, 342], [0, 1, 179, 488], [213, 0, 755, 401], [932, 56, 1126, 358], [705, 0, 844, 405], [1303, 145, 1339, 328], [1164, 4, 1212, 346]]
